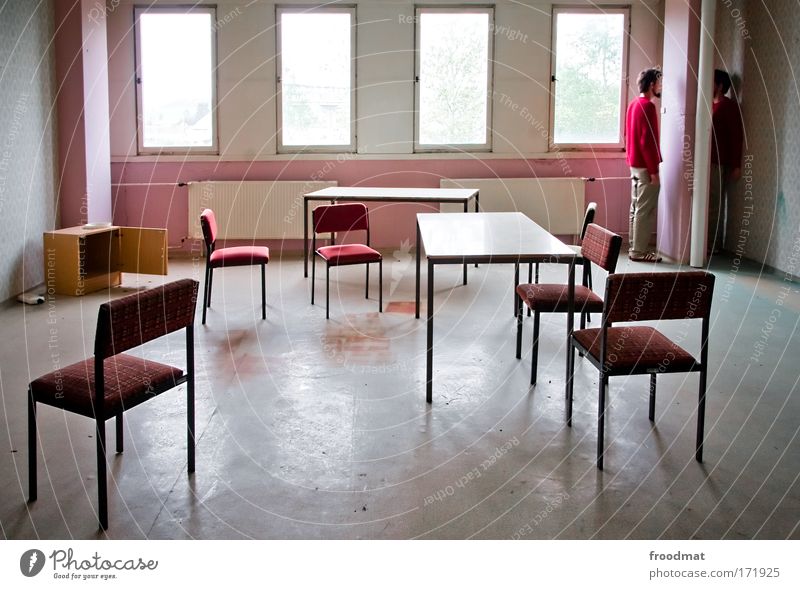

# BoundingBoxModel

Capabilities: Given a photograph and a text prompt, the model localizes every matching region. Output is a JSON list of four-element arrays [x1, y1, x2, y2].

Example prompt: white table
[[415, 212, 578, 404], [303, 186, 479, 278]]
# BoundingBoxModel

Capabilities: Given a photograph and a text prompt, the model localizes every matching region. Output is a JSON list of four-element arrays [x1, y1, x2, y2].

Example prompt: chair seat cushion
[[209, 246, 270, 267], [573, 326, 698, 374], [516, 284, 603, 312], [30, 354, 184, 418], [316, 244, 381, 266]]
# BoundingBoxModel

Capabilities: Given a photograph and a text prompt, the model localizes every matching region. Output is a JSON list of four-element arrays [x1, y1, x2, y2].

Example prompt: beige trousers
[[629, 167, 660, 257]]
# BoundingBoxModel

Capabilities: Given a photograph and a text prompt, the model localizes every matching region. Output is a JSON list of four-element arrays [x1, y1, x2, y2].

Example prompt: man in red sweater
[[709, 69, 744, 254], [626, 67, 663, 262]]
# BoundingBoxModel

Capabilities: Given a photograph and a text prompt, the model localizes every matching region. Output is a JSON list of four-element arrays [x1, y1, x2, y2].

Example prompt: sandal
[[629, 252, 662, 263]]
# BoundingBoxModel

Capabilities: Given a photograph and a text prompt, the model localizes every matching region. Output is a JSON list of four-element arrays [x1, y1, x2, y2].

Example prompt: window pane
[[139, 12, 214, 148], [553, 12, 625, 144], [280, 12, 352, 147], [418, 12, 489, 146]]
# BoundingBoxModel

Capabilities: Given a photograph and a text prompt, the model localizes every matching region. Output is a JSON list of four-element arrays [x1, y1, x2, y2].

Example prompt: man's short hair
[[714, 69, 732, 94], [637, 68, 662, 94]]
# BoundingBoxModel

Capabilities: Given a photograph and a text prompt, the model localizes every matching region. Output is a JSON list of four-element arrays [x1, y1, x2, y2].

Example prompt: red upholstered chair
[[28, 279, 199, 529], [529, 202, 597, 288], [567, 271, 715, 470], [515, 223, 622, 386], [311, 203, 382, 319], [200, 208, 270, 325]]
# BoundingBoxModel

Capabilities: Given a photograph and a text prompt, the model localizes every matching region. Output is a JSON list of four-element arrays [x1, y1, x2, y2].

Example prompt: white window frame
[[276, 5, 357, 154], [549, 5, 630, 151], [413, 5, 494, 153], [134, 5, 219, 155]]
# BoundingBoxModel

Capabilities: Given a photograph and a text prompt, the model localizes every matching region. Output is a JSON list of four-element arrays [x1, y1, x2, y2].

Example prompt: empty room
[[0, 0, 798, 575]]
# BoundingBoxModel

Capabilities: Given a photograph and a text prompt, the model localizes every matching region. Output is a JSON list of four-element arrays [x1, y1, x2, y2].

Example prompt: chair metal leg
[[597, 377, 608, 470], [187, 326, 196, 474], [115, 414, 123, 453], [531, 311, 540, 385], [261, 263, 266, 319], [365, 264, 370, 299], [96, 418, 108, 530], [586, 265, 593, 322], [311, 255, 316, 305], [28, 392, 36, 502], [202, 265, 210, 324], [566, 340, 575, 426], [326, 264, 330, 319], [515, 293, 524, 359], [696, 367, 707, 463], [648, 373, 657, 421], [207, 268, 214, 308], [378, 260, 383, 312]]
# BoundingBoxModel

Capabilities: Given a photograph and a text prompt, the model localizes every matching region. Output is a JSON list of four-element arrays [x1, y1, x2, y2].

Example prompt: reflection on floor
[[1, 252, 798, 539]]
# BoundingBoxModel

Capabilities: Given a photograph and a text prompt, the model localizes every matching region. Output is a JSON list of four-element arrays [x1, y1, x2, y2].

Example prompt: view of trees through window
[[552, 11, 626, 145], [417, 10, 491, 147], [137, 10, 215, 150], [279, 11, 352, 148]]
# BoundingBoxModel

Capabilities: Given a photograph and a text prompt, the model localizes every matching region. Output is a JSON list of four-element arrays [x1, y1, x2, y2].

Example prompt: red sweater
[[626, 97, 662, 175], [711, 96, 744, 167]]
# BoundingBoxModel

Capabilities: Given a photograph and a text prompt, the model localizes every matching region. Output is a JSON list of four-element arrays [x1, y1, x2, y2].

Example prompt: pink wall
[[54, 0, 87, 228], [111, 158, 631, 252], [81, 0, 112, 223], [54, 0, 112, 227], [658, 0, 701, 263]]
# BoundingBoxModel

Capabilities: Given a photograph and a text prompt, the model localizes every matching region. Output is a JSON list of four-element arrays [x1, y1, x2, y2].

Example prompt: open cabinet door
[[116, 227, 168, 275]]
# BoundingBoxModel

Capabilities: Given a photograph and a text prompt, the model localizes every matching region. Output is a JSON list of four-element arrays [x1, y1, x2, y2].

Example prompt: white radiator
[[188, 180, 337, 239], [440, 178, 585, 236]]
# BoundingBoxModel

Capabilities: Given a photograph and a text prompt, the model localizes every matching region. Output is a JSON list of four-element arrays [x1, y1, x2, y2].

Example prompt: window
[[550, 7, 629, 148], [134, 6, 217, 154], [277, 6, 356, 152], [414, 7, 493, 151]]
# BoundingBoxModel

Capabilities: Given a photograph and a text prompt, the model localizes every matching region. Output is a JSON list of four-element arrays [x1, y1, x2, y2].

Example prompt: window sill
[[110, 151, 625, 164]]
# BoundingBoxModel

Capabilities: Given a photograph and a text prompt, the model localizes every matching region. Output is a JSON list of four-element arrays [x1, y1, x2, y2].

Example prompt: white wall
[[107, 0, 663, 160], [0, 0, 58, 299]]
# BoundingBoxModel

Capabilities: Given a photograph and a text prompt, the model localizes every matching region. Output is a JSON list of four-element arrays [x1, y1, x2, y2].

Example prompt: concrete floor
[[1, 251, 798, 539]]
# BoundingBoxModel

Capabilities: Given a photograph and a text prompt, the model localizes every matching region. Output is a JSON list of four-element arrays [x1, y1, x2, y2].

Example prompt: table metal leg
[[303, 198, 309, 278], [426, 260, 434, 403], [463, 200, 469, 284], [565, 259, 576, 415], [513, 262, 519, 317], [415, 221, 421, 319], [474, 193, 479, 267]]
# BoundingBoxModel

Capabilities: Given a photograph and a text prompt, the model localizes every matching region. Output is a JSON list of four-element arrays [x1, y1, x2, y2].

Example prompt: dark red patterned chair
[[200, 208, 270, 325], [515, 223, 622, 386], [528, 201, 597, 289], [567, 271, 715, 470], [311, 203, 382, 319], [28, 279, 199, 529]]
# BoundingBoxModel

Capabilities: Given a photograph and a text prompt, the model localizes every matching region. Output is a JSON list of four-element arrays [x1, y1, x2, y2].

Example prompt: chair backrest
[[580, 202, 597, 240], [94, 279, 199, 360], [580, 223, 622, 273], [200, 209, 217, 248], [603, 271, 715, 324], [313, 203, 369, 235]]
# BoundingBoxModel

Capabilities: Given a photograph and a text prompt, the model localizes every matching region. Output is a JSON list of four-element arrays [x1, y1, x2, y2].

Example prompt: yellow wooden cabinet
[[43, 225, 168, 296]]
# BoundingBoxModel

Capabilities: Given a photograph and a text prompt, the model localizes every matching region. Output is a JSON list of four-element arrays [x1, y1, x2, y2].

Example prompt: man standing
[[626, 68, 663, 262], [709, 69, 744, 254]]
